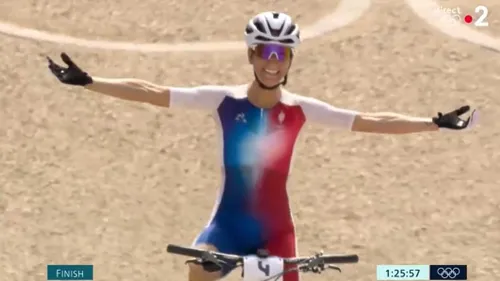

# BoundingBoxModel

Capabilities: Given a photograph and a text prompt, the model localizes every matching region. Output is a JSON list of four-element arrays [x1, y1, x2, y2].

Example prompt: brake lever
[[201, 251, 222, 264], [327, 265, 342, 273], [307, 257, 323, 268], [184, 251, 229, 273], [185, 258, 223, 273], [300, 260, 342, 274], [304, 252, 325, 270]]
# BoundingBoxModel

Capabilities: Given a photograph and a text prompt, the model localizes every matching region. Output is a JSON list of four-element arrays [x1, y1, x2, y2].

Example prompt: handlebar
[[166, 244, 359, 264], [166, 244, 359, 280]]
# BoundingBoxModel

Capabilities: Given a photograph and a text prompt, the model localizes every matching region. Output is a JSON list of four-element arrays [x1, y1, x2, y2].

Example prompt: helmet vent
[[245, 25, 254, 34], [266, 21, 285, 37], [254, 36, 295, 45], [284, 24, 296, 35], [253, 19, 266, 33], [255, 36, 272, 42]]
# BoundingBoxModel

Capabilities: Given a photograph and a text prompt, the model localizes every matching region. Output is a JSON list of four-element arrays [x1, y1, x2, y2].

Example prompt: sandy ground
[[1, 0, 499, 281], [0, 0, 338, 42]]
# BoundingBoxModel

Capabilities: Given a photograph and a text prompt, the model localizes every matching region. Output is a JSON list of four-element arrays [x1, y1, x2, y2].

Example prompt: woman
[[47, 11, 477, 281]]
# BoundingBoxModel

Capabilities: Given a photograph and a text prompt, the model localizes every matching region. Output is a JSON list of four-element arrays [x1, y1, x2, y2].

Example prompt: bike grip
[[166, 244, 203, 258], [321, 254, 359, 264]]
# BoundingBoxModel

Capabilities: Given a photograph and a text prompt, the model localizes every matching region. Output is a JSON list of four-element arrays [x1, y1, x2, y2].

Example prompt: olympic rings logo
[[437, 267, 461, 279]]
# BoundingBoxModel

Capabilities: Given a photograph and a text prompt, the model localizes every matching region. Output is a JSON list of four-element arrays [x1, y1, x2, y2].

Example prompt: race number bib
[[243, 255, 284, 281]]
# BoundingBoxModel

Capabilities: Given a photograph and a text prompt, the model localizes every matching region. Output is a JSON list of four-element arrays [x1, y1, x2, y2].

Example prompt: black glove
[[432, 105, 478, 130], [47, 53, 93, 86]]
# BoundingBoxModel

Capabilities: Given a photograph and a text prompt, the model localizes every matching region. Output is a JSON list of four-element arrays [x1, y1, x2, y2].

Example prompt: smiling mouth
[[264, 69, 279, 76]]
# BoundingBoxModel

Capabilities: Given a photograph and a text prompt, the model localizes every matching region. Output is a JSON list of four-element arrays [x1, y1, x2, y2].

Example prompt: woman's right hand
[[47, 52, 93, 86]]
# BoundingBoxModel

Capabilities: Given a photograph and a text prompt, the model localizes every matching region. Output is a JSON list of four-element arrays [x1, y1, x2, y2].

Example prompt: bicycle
[[166, 244, 359, 281]]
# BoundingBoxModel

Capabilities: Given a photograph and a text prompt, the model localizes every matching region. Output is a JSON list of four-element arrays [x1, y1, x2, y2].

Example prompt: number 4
[[474, 5, 489, 27], [258, 260, 270, 277]]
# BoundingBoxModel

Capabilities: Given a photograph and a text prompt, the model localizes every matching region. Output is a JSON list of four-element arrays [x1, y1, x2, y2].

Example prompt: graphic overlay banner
[[47, 265, 93, 280], [377, 265, 430, 280], [429, 265, 467, 280]]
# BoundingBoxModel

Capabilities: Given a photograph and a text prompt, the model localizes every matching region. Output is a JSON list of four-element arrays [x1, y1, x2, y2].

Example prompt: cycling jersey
[[169, 84, 358, 281]]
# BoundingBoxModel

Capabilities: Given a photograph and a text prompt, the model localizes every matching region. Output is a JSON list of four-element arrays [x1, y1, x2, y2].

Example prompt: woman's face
[[249, 44, 292, 87]]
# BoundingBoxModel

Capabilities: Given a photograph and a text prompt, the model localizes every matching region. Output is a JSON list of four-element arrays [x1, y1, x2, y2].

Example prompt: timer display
[[377, 265, 429, 280]]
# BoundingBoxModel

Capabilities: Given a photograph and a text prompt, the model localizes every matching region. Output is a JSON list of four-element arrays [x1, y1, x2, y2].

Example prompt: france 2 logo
[[471, 5, 489, 27], [435, 5, 489, 27]]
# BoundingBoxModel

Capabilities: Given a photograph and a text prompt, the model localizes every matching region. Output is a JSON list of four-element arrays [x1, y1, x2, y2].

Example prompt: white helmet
[[244, 12, 301, 49]]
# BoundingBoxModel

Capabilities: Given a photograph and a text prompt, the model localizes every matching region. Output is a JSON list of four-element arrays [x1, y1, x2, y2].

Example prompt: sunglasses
[[253, 44, 293, 61]]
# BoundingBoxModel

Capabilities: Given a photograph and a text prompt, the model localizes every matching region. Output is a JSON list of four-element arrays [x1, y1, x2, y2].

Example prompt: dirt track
[[1, 0, 499, 280]]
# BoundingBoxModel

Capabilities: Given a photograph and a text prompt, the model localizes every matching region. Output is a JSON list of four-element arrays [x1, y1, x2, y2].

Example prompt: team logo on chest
[[278, 111, 285, 124], [235, 112, 247, 123]]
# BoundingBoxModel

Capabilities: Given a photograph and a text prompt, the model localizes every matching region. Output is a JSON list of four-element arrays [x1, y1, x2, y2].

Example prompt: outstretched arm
[[351, 112, 438, 134], [85, 77, 171, 107], [47, 53, 225, 110], [299, 96, 476, 134]]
